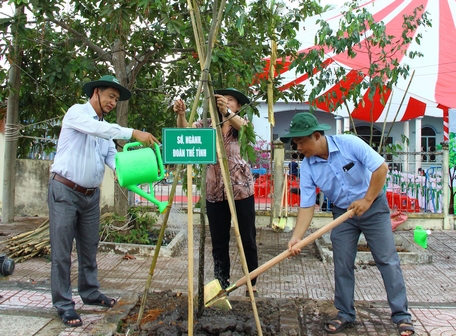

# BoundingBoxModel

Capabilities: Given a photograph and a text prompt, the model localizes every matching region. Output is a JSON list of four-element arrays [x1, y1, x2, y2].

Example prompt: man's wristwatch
[[224, 109, 232, 118]]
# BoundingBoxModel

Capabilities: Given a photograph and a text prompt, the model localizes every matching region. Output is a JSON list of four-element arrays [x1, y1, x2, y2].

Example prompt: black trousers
[[206, 195, 258, 289]]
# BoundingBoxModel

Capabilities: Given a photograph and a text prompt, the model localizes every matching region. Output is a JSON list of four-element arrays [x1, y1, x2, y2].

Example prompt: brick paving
[[1, 225, 456, 335]]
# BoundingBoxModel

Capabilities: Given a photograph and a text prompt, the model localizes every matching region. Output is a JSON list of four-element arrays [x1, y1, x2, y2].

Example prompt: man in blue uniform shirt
[[281, 113, 414, 336]]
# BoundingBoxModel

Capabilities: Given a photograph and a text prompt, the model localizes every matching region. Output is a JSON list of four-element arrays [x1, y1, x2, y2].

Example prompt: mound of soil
[[357, 245, 408, 252], [117, 290, 339, 336], [115, 235, 338, 335]]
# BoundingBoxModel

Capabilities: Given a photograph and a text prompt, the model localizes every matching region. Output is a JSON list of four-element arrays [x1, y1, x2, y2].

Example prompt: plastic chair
[[399, 194, 409, 211], [386, 191, 393, 208], [407, 197, 420, 212]]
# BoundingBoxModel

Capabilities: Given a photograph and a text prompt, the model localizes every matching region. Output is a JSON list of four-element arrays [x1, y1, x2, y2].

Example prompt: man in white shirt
[[48, 75, 158, 327]]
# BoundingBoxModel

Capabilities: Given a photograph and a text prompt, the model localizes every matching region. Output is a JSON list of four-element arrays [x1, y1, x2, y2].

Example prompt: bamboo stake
[[135, 4, 219, 316], [181, 3, 218, 332], [198, 24, 264, 336], [16, 250, 40, 263], [186, 1, 262, 333], [37, 218, 49, 227], [34, 241, 49, 249], [136, 165, 182, 324], [187, 0, 210, 316]]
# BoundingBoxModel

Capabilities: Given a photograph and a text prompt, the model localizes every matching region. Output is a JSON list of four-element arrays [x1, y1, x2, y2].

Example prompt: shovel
[[272, 173, 287, 232], [204, 209, 354, 309], [283, 175, 294, 233]]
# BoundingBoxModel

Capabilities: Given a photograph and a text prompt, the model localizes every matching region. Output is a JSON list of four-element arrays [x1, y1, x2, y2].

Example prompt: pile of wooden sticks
[[1, 213, 117, 263], [0, 219, 50, 263]]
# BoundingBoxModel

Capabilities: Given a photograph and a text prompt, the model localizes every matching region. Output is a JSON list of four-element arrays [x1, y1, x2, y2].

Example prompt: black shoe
[[220, 280, 230, 290]]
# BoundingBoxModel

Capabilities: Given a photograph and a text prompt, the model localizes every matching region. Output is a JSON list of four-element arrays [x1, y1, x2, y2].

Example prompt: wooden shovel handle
[[279, 172, 287, 216], [235, 209, 354, 288], [284, 172, 288, 216]]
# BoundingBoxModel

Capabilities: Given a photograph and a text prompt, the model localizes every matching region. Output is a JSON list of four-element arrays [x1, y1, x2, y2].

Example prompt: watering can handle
[[154, 143, 165, 180], [124, 142, 144, 152], [122, 142, 164, 176]]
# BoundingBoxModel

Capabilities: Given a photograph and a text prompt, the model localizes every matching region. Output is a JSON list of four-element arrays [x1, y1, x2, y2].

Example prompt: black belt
[[52, 173, 97, 196]]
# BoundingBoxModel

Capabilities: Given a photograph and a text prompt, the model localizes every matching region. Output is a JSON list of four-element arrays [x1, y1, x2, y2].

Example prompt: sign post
[[162, 128, 217, 333]]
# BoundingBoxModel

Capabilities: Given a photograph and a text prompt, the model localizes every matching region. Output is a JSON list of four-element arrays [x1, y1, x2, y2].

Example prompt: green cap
[[83, 75, 132, 101], [214, 88, 250, 106], [280, 112, 331, 143]]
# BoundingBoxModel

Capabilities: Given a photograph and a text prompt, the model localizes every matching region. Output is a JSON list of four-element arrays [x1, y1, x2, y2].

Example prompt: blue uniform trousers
[[330, 191, 411, 324]]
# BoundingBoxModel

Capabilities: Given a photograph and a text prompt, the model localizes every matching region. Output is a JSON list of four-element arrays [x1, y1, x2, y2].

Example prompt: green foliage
[[449, 133, 456, 169], [239, 121, 257, 163], [400, 134, 410, 147], [290, 0, 431, 131], [99, 208, 159, 244], [1, 0, 324, 161], [382, 142, 403, 155]]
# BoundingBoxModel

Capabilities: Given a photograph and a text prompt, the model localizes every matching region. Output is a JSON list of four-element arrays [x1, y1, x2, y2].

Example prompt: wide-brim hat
[[280, 112, 331, 143], [83, 75, 132, 101], [214, 88, 250, 106]]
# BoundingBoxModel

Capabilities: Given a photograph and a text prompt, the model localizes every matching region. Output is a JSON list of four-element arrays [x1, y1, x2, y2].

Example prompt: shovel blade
[[272, 217, 286, 232], [204, 279, 224, 305], [283, 217, 294, 233], [204, 279, 232, 310], [272, 217, 280, 231], [205, 296, 232, 310]]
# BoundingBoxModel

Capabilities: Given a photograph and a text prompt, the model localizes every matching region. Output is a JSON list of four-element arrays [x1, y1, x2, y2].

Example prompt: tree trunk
[[112, 39, 130, 217], [113, 101, 130, 217], [2, 6, 23, 223]]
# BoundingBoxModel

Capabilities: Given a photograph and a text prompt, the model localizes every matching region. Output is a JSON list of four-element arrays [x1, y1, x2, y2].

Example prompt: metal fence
[[131, 150, 446, 214], [384, 151, 444, 213], [25, 143, 445, 214]]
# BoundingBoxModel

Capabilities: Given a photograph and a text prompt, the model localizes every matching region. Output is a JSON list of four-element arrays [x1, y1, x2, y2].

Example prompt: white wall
[[253, 101, 444, 151], [0, 153, 115, 217]]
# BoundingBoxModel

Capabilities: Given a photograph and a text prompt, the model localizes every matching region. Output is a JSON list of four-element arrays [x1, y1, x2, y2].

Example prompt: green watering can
[[414, 226, 431, 249], [115, 142, 168, 213]]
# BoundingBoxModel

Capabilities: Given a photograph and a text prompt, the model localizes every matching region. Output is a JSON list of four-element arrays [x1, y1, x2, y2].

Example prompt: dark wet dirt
[[116, 289, 344, 336], [113, 230, 397, 336], [115, 238, 339, 336], [117, 290, 395, 335]]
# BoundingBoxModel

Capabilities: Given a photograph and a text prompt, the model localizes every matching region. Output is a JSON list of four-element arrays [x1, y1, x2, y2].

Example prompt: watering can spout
[[157, 201, 168, 213], [128, 184, 168, 213]]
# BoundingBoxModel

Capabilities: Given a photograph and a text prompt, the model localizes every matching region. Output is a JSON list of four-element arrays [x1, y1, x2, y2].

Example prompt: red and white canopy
[[265, 0, 456, 128]]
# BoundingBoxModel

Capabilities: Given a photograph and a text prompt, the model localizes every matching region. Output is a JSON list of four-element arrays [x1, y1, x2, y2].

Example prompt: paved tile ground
[[1, 222, 456, 335]]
